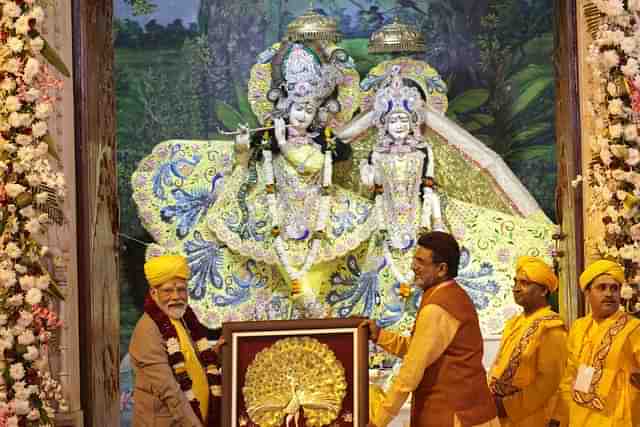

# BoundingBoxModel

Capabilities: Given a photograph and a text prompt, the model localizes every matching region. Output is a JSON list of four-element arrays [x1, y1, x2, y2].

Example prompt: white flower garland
[[0, 0, 70, 422], [588, 0, 640, 312], [264, 144, 332, 291]]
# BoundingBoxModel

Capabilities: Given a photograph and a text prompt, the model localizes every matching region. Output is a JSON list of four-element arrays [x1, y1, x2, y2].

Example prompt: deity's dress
[[131, 39, 556, 338], [333, 55, 557, 336]]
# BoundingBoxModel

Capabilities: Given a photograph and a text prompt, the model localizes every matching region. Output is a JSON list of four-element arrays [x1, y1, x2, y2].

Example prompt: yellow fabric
[[282, 144, 325, 175], [144, 255, 191, 288], [170, 318, 209, 421], [515, 256, 558, 292], [369, 384, 386, 422], [488, 306, 567, 426], [555, 311, 640, 427], [578, 260, 625, 290], [373, 301, 461, 427]]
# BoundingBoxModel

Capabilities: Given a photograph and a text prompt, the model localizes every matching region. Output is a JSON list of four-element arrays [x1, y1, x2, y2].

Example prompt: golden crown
[[368, 19, 425, 54], [287, 8, 341, 42]]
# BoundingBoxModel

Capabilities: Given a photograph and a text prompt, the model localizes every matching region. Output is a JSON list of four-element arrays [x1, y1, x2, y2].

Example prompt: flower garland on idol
[[264, 127, 333, 297], [143, 294, 221, 425], [587, 0, 640, 313]]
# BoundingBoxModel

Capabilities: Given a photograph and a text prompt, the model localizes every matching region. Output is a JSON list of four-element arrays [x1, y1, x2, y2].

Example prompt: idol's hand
[[275, 118, 287, 146], [235, 124, 250, 150]]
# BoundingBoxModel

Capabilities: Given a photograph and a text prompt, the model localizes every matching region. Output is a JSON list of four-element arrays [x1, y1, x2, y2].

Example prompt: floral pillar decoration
[[0, 0, 71, 424], [587, 0, 640, 314]]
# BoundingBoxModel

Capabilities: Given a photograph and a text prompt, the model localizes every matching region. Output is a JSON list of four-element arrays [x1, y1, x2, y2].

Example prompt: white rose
[[608, 98, 624, 115], [0, 78, 16, 92], [17, 330, 35, 346], [603, 50, 621, 68], [627, 148, 640, 166], [0, 270, 17, 288], [15, 134, 32, 146], [23, 58, 40, 83], [14, 16, 30, 35], [6, 37, 24, 54], [166, 337, 180, 354], [7, 416, 18, 427], [622, 37, 637, 54], [25, 288, 42, 305], [4, 58, 21, 74], [624, 124, 638, 141], [5, 96, 21, 113], [17, 311, 33, 328], [29, 37, 44, 54], [9, 363, 25, 381], [13, 398, 29, 415], [621, 284, 634, 299], [35, 275, 49, 290], [8, 112, 22, 128], [18, 275, 35, 291], [5, 242, 22, 259], [2, 2, 21, 18], [32, 121, 47, 138], [5, 183, 25, 198], [609, 123, 623, 138], [34, 103, 51, 120], [622, 58, 640, 77]]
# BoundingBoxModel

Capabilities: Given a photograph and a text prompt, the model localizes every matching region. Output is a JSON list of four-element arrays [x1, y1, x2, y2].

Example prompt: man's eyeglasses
[[156, 286, 188, 297]]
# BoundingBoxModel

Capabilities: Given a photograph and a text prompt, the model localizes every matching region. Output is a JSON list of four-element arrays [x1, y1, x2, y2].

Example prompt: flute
[[217, 124, 294, 136]]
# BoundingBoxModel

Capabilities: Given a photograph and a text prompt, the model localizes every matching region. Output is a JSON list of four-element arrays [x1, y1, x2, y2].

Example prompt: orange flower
[[399, 283, 412, 298]]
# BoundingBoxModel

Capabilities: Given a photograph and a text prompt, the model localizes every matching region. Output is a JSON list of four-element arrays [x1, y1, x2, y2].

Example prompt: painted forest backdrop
[[115, 0, 556, 421]]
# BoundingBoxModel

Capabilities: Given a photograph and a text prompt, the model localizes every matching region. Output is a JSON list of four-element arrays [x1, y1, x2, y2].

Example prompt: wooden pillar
[[554, 0, 585, 325], [72, 1, 120, 425], [40, 1, 84, 426]]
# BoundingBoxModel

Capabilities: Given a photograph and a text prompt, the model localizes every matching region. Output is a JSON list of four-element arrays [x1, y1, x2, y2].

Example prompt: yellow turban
[[579, 259, 625, 290], [144, 255, 191, 288], [515, 256, 559, 293]]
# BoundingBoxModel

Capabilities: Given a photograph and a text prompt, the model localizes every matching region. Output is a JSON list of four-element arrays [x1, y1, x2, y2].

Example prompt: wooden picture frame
[[222, 318, 369, 427]]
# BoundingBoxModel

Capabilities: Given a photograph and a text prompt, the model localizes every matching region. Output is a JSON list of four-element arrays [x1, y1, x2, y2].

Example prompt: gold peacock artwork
[[243, 336, 348, 427]]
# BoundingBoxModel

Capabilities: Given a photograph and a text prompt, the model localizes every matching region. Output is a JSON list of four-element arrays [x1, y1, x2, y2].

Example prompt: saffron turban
[[144, 255, 190, 288], [579, 259, 625, 290], [516, 256, 559, 293]]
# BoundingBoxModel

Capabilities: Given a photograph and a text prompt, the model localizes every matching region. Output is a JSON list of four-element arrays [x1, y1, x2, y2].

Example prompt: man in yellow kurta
[[552, 260, 640, 427], [488, 256, 567, 427], [366, 232, 499, 427], [129, 255, 222, 427]]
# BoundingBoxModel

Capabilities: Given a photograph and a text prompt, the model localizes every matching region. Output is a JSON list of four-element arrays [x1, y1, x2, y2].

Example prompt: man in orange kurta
[[488, 256, 567, 427], [366, 231, 499, 427]]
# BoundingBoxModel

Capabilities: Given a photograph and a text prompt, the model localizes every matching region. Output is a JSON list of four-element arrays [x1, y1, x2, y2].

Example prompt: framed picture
[[222, 318, 369, 427]]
